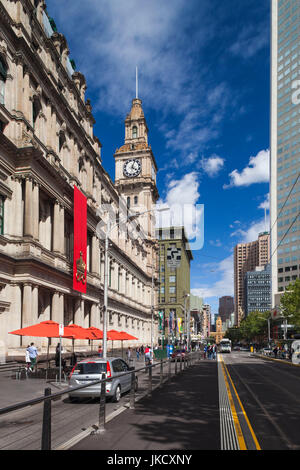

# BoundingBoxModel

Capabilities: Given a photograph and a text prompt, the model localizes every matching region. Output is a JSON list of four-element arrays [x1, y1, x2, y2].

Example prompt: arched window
[[132, 126, 138, 139], [59, 131, 66, 152], [134, 195, 138, 205], [0, 58, 8, 105], [127, 196, 130, 208], [32, 97, 41, 129]]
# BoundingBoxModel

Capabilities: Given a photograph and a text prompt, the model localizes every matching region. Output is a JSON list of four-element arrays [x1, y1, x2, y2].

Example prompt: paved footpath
[[70, 360, 220, 451]]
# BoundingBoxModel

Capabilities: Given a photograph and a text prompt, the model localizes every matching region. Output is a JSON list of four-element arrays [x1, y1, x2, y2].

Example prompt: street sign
[[59, 324, 64, 336], [167, 247, 181, 268]]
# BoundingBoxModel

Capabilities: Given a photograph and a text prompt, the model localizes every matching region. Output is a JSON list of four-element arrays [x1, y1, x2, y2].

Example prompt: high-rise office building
[[244, 264, 271, 317], [218, 296, 234, 323], [271, 1, 300, 308], [234, 232, 270, 325]]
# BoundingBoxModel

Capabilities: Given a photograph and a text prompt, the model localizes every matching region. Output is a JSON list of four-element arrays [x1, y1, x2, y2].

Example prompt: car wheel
[[69, 396, 78, 403], [113, 385, 121, 403]]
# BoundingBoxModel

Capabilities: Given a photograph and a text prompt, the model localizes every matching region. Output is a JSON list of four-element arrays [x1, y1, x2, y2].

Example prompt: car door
[[120, 359, 132, 391], [112, 359, 127, 392]]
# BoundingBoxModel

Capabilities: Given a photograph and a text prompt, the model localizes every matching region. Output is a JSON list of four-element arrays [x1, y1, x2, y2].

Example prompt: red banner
[[73, 186, 87, 293]]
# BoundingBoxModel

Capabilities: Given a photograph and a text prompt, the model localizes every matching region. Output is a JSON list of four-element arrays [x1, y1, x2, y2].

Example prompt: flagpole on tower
[[136, 66, 138, 99]]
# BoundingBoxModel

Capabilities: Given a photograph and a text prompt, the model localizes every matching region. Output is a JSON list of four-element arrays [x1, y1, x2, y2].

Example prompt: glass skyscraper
[[271, 0, 300, 308]]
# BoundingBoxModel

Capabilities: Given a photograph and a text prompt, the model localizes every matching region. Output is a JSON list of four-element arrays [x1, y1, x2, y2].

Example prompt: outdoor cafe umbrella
[[86, 327, 103, 354], [9, 320, 77, 368], [118, 331, 138, 358], [107, 330, 124, 356]]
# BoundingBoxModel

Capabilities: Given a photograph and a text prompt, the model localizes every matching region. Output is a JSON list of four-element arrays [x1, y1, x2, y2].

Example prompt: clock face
[[123, 159, 141, 178]]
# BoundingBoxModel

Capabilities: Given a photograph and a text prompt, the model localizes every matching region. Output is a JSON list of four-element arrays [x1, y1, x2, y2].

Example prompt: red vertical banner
[[73, 185, 87, 293]]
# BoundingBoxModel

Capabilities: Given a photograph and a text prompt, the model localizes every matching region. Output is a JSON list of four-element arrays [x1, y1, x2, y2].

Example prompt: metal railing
[[0, 351, 202, 450]]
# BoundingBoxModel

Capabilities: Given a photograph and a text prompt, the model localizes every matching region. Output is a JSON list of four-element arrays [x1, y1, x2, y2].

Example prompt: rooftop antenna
[[264, 207, 267, 232], [136, 66, 138, 99]]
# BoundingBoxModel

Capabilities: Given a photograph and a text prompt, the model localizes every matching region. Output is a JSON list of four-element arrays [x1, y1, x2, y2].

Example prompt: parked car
[[68, 357, 138, 403], [262, 347, 273, 356], [171, 349, 186, 361], [233, 346, 240, 351]]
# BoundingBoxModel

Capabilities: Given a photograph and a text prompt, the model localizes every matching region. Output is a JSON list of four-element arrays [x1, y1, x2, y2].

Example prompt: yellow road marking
[[220, 354, 261, 451], [220, 358, 246, 450]]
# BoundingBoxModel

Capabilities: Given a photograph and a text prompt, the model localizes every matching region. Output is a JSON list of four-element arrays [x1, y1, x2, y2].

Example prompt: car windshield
[[73, 362, 106, 375]]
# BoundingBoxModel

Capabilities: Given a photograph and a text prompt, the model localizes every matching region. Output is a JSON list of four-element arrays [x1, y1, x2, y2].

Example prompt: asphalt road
[[223, 351, 300, 450]]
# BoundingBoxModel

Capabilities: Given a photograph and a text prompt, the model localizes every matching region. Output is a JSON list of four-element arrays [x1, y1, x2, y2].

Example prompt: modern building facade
[[156, 226, 193, 345], [244, 264, 271, 317], [218, 296, 234, 323], [234, 232, 270, 325], [270, 0, 300, 309], [0, 0, 158, 358], [202, 304, 211, 339]]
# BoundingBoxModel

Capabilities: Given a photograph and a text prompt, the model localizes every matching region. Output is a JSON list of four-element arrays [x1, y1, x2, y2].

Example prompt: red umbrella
[[9, 320, 76, 339], [118, 332, 138, 340], [86, 327, 103, 340], [9, 321, 77, 369], [66, 324, 98, 340]]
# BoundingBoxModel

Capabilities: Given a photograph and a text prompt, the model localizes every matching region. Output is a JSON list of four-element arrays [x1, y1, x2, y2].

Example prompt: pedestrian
[[25, 345, 31, 371], [203, 345, 207, 359], [273, 345, 278, 358], [212, 344, 217, 360], [136, 347, 140, 361], [27, 342, 38, 371], [144, 345, 152, 367], [141, 345, 144, 355], [127, 347, 131, 362], [98, 345, 103, 358]]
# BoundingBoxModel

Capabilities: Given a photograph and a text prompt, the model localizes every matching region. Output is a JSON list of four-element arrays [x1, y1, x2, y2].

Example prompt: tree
[[225, 327, 242, 344], [280, 279, 300, 331], [239, 311, 270, 344]]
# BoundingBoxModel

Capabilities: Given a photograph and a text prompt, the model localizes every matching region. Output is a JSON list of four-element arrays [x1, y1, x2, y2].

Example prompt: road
[[222, 351, 300, 450], [0, 352, 300, 450]]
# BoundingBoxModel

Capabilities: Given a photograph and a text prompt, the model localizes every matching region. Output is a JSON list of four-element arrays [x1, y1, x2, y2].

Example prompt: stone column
[[21, 283, 32, 346], [91, 235, 100, 275], [53, 202, 64, 253], [32, 181, 39, 240], [24, 177, 33, 237]]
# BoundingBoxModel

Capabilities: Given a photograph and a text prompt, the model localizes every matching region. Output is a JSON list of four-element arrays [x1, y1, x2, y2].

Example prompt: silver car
[[68, 357, 137, 403]]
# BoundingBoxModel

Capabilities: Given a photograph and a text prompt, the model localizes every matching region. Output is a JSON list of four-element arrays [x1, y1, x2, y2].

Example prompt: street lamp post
[[101, 207, 169, 358], [183, 293, 190, 349]]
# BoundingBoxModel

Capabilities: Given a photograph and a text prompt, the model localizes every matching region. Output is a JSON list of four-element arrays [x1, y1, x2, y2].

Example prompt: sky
[[46, 0, 271, 313]]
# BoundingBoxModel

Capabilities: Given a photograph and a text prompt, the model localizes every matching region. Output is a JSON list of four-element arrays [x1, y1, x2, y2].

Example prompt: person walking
[[212, 344, 217, 360], [27, 342, 38, 371], [273, 345, 278, 358], [25, 345, 31, 371], [136, 347, 140, 361]]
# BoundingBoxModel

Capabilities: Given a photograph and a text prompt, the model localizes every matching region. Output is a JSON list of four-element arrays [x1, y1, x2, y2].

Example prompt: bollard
[[160, 359, 163, 386], [41, 388, 52, 450], [98, 373, 106, 433], [148, 364, 152, 396], [130, 371, 135, 409]]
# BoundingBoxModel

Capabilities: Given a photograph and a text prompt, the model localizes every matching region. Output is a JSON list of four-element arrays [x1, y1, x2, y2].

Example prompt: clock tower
[[114, 98, 159, 240]]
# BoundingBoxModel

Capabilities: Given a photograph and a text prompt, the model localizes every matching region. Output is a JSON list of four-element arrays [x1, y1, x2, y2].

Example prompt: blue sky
[[47, 0, 271, 314]]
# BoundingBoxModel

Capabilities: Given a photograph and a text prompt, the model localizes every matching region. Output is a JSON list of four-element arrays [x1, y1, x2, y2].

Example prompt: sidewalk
[[70, 360, 220, 451]]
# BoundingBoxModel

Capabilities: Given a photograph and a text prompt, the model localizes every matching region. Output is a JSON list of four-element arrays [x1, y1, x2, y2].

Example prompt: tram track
[[224, 354, 300, 450]]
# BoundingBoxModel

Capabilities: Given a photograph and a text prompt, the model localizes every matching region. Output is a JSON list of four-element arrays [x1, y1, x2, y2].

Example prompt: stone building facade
[[0, 0, 158, 358]]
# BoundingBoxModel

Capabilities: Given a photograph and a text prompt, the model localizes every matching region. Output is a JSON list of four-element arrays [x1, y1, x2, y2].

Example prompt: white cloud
[[258, 193, 270, 210], [224, 149, 270, 189], [209, 239, 222, 247], [156, 172, 203, 240], [200, 155, 225, 177], [230, 216, 269, 242], [192, 255, 234, 299], [229, 24, 269, 60]]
